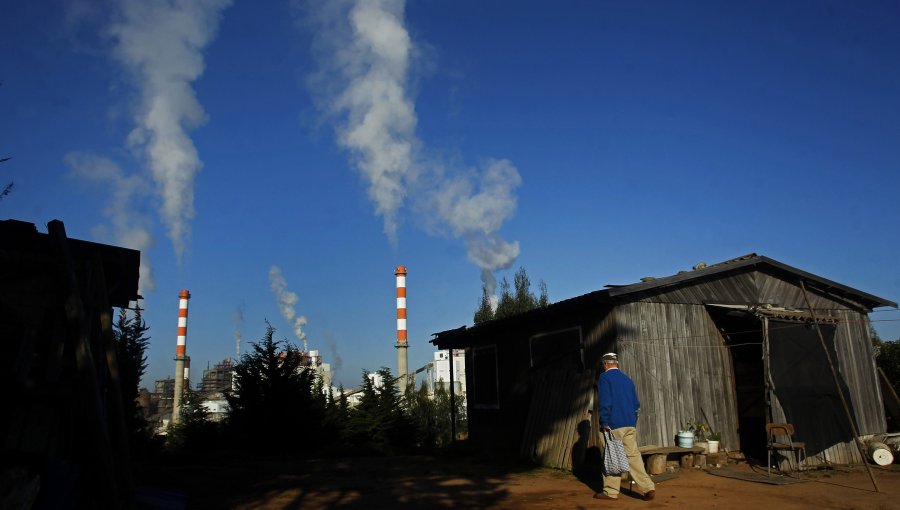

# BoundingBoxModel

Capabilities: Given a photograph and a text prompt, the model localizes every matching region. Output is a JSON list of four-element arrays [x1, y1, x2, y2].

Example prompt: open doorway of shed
[[706, 305, 767, 463]]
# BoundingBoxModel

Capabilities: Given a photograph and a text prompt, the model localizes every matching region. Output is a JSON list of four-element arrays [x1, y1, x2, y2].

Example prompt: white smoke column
[[307, 0, 417, 243], [108, 0, 232, 262], [66, 152, 156, 292], [233, 303, 244, 359], [268, 266, 309, 349], [325, 332, 343, 371], [430, 159, 522, 301], [305, 0, 522, 295]]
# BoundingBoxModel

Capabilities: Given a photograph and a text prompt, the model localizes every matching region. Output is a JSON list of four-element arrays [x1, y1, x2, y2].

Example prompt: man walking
[[594, 352, 656, 501]]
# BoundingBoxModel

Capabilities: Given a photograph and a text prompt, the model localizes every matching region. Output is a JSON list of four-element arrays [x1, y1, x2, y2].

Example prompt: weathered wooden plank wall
[[615, 302, 740, 451], [458, 264, 887, 471]]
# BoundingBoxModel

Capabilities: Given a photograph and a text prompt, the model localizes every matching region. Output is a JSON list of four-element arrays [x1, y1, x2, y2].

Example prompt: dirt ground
[[138, 456, 900, 510], [136, 454, 900, 509]]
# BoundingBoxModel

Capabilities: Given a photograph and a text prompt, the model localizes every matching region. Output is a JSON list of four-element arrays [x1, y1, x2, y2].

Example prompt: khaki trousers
[[600, 426, 655, 498]]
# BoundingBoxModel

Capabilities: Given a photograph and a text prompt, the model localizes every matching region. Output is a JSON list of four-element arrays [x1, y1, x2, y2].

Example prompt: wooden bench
[[638, 445, 705, 475]]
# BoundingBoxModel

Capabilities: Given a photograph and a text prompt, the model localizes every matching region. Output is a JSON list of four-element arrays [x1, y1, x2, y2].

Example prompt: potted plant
[[707, 430, 721, 453]]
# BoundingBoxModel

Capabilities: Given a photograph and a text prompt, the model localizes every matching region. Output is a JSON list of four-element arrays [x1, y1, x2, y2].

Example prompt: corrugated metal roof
[[603, 253, 896, 309]]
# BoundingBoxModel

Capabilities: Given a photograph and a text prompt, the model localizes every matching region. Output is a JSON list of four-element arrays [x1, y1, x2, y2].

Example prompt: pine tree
[[166, 387, 216, 453], [512, 266, 538, 314], [538, 280, 549, 308], [113, 307, 151, 453], [348, 368, 413, 454], [481, 267, 549, 321], [226, 322, 322, 455], [473, 285, 494, 324], [494, 277, 515, 319]]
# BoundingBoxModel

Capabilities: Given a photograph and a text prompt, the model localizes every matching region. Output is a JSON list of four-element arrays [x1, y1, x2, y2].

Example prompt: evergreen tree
[[0, 155, 12, 200], [875, 336, 900, 431], [483, 267, 549, 321], [432, 380, 467, 446], [512, 266, 538, 314], [323, 384, 352, 449], [494, 277, 515, 319], [226, 322, 322, 455], [167, 387, 216, 453], [347, 368, 413, 454], [538, 280, 549, 308], [113, 307, 151, 453], [473, 285, 494, 324], [404, 379, 438, 449]]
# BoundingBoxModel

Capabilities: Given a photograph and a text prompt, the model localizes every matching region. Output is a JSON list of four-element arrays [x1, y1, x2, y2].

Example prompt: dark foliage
[[166, 387, 219, 454], [474, 285, 494, 324], [487, 267, 549, 321], [874, 326, 900, 431], [113, 307, 153, 456], [225, 322, 323, 455], [1, 154, 12, 200], [405, 378, 467, 449], [347, 367, 414, 454]]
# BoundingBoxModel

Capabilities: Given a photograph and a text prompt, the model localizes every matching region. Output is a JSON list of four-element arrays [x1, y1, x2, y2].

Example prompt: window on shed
[[529, 327, 583, 370], [472, 345, 499, 409]]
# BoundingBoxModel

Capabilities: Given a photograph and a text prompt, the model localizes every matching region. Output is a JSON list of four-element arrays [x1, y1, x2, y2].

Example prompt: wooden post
[[800, 280, 879, 493]]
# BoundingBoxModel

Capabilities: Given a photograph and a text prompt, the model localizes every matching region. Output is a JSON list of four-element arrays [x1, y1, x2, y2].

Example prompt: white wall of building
[[433, 349, 466, 396]]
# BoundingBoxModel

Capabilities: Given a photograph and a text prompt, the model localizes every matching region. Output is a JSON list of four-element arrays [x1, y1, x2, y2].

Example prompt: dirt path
[[136, 455, 900, 509]]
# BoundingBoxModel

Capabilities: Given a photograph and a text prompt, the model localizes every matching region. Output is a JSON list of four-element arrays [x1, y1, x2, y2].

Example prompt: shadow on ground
[[136, 453, 539, 509]]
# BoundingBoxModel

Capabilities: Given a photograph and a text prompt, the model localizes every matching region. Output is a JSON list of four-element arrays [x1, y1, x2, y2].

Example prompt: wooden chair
[[767, 423, 807, 478]]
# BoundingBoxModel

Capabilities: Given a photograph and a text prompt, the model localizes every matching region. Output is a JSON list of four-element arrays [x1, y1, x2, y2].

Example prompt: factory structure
[[142, 265, 465, 430]]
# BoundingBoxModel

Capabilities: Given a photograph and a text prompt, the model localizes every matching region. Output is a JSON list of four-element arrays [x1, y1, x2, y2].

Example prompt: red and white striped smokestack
[[395, 266, 408, 394], [176, 289, 190, 357], [172, 289, 191, 424], [395, 266, 407, 344]]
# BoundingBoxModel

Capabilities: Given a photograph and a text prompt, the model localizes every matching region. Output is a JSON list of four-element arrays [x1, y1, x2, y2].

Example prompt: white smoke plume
[[304, 0, 522, 297], [306, 0, 417, 244], [66, 152, 156, 293], [268, 266, 309, 348], [233, 303, 244, 359], [429, 159, 522, 298], [325, 332, 343, 371], [108, 0, 232, 262]]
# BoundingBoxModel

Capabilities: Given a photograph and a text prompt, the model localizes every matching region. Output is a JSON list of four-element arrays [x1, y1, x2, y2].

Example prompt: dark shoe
[[593, 493, 617, 500], [643, 490, 656, 501]]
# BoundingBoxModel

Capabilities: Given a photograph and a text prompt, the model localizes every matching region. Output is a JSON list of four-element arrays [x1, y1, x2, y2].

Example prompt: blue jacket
[[597, 368, 640, 429]]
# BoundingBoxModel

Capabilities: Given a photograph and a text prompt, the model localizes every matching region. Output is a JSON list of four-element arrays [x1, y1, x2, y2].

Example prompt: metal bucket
[[676, 432, 694, 448], [868, 442, 894, 466]]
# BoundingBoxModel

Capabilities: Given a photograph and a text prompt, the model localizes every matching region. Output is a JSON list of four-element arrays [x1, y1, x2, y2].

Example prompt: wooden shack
[[431, 254, 896, 471], [0, 219, 141, 508]]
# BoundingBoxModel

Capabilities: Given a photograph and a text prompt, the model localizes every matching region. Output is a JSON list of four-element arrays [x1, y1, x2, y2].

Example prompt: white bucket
[[677, 432, 694, 448], [868, 442, 894, 466], [708, 440, 720, 454]]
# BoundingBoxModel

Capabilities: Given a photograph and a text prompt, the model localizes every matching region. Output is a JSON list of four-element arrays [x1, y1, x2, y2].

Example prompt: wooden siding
[[454, 263, 887, 471], [520, 366, 595, 470], [634, 269, 884, 466], [615, 302, 740, 451]]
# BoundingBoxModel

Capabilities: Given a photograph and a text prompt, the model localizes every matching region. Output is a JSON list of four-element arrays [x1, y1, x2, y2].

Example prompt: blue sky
[[3, 1, 899, 389]]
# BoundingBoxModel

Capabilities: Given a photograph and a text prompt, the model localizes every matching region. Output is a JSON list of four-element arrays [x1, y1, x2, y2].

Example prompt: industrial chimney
[[172, 289, 191, 424], [395, 266, 408, 394]]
